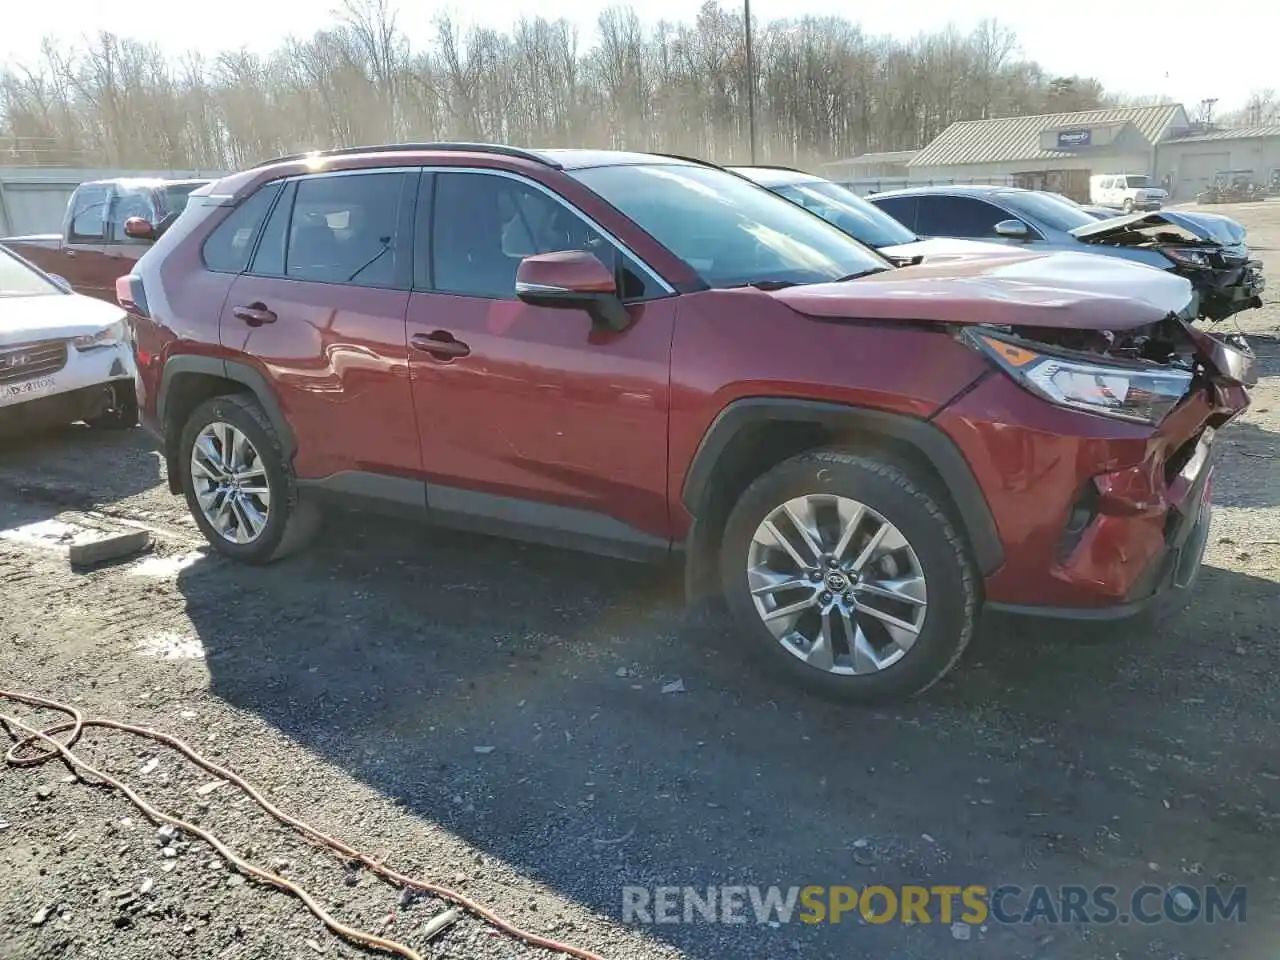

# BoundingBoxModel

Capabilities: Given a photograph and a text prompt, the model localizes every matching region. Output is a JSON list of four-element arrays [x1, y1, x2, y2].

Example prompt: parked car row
[[0, 143, 1261, 703], [734, 168, 1265, 323]]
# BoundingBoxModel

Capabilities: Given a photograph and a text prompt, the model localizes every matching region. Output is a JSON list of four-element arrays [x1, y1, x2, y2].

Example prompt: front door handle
[[233, 303, 277, 326], [411, 331, 471, 361]]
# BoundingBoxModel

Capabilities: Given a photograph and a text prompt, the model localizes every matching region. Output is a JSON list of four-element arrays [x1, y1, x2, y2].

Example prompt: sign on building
[[1056, 129, 1093, 148]]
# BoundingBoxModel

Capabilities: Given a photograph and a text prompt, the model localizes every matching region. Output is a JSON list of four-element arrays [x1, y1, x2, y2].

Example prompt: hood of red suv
[[772, 250, 1195, 331]]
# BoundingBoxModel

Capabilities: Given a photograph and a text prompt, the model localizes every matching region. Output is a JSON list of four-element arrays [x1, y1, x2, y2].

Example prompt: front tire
[[1122, 198, 1135, 214], [178, 394, 318, 563], [719, 450, 978, 703]]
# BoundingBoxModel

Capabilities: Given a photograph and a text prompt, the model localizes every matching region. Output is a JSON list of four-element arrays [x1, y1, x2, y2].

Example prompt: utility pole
[[744, 0, 757, 163]]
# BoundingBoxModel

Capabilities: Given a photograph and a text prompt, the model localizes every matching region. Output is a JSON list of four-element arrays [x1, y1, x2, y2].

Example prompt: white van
[[1090, 174, 1168, 212]]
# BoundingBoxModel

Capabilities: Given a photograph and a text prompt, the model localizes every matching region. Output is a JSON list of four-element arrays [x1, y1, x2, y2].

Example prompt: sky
[[0, 0, 1270, 115]]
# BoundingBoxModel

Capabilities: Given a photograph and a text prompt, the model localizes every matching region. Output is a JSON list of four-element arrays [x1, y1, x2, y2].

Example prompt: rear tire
[[719, 449, 978, 703], [178, 394, 319, 563]]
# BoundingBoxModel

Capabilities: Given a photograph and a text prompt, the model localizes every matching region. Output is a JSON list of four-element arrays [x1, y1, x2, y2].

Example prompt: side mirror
[[48, 274, 72, 293], [515, 250, 630, 332], [994, 219, 1031, 240], [123, 216, 156, 240]]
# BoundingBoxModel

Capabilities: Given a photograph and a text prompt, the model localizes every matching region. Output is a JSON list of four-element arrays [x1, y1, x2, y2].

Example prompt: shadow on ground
[[176, 510, 1280, 959]]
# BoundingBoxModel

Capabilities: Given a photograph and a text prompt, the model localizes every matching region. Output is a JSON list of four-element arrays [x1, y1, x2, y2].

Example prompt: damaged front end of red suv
[[775, 249, 1254, 618], [941, 310, 1254, 616]]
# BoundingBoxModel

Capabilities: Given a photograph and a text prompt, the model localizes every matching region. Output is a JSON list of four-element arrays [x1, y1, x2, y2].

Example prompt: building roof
[[824, 149, 920, 167], [909, 104, 1188, 168], [1165, 124, 1280, 144]]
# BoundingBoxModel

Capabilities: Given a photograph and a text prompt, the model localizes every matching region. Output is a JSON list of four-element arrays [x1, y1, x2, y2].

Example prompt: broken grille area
[[0, 340, 68, 385]]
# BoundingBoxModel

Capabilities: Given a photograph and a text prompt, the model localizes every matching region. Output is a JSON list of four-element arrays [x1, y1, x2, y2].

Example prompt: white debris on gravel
[[660, 679, 686, 694], [129, 551, 206, 578], [473, 746, 495, 755], [140, 758, 159, 775], [135, 632, 204, 660], [951, 922, 972, 941], [196, 780, 225, 795]]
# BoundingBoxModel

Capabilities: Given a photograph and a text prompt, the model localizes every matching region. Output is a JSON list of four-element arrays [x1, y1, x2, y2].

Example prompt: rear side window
[[68, 186, 110, 243], [869, 195, 917, 232], [202, 183, 283, 274], [284, 172, 414, 288], [912, 196, 1006, 238]]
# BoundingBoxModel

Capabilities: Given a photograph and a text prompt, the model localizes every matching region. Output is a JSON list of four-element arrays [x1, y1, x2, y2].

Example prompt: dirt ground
[[1, 201, 1278, 960]]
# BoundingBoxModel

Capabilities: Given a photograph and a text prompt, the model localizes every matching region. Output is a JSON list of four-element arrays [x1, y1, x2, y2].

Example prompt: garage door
[[1178, 152, 1230, 199]]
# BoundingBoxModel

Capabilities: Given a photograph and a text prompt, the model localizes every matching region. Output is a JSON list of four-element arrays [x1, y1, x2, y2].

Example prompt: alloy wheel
[[189, 421, 272, 544], [746, 494, 928, 675]]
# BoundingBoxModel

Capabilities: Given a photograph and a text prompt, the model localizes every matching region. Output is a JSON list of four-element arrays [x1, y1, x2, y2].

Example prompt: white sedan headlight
[[72, 319, 126, 351]]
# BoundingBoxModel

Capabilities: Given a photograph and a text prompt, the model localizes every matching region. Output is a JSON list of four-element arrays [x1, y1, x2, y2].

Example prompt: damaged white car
[[0, 245, 137, 434]]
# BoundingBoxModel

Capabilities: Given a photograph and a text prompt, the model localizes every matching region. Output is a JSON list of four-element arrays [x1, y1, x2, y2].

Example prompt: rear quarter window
[[201, 183, 284, 274], [869, 195, 918, 232]]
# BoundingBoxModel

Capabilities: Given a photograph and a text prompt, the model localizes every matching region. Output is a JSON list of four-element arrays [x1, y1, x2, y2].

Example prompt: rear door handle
[[411, 331, 470, 361], [233, 303, 277, 326]]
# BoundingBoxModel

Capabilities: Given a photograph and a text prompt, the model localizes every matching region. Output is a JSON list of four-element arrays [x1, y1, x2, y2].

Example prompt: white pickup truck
[[0, 245, 137, 435]]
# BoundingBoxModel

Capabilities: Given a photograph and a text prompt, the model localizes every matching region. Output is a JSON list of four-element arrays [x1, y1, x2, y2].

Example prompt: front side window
[[571, 163, 888, 288], [68, 186, 110, 243], [0, 248, 61, 297], [202, 182, 283, 274], [1124, 175, 1151, 188], [110, 187, 158, 242], [773, 180, 917, 248], [430, 172, 652, 300], [284, 172, 413, 287]]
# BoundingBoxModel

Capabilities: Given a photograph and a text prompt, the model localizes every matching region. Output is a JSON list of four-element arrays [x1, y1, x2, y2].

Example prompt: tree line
[[2, 0, 1122, 171]]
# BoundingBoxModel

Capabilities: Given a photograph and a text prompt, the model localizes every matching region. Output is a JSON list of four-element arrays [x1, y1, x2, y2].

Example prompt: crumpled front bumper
[[934, 373, 1249, 618], [1198, 257, 1265, 321]]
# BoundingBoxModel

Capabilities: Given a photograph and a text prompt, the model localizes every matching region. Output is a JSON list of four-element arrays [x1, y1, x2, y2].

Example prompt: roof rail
[[251, 142, 562, 170], [727, 163, 813, 175], [652, 153, 726, 169]]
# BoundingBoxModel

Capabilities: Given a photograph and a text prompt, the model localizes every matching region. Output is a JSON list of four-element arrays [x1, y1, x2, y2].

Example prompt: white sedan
[[0, 245, 137, 433]]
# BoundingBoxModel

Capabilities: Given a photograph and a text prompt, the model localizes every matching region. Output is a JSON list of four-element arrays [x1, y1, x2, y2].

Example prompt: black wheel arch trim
[[157, 355, 296, 458], [680, 397, 1004, 575]]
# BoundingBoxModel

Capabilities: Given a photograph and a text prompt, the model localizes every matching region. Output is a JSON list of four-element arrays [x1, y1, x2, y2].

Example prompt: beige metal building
[[1154, 125, 1280, 199], [821, 150, 919, 181], [905, 104, 1192, 202]]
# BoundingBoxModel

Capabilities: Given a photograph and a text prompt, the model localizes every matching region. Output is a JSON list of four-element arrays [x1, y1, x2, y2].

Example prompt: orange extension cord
[[1, 690, 608, 960]]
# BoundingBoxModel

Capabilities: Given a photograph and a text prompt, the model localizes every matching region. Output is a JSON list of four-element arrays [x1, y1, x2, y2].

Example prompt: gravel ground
[[2, 201, 1279, 960]]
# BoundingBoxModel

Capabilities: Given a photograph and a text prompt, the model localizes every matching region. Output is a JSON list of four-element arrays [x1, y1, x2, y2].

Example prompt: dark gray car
[[867, 185, 1264, 321]]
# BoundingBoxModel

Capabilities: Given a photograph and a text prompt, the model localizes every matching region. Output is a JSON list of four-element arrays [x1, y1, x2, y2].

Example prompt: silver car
[[865, 185, 1264, 321]]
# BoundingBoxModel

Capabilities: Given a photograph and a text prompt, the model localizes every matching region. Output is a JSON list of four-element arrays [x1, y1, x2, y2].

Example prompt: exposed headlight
[[963, 328, 1193, 425], [72, 319, 126, 351], [1165, 247, 1211, 269]]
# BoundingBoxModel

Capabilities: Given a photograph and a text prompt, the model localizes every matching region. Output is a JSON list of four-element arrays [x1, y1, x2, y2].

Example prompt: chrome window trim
[[277, 164, 677, 296]]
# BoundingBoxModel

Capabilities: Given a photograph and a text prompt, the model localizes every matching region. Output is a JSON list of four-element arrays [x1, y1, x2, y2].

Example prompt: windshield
[[0, 248, 61, 297], [997, 191, 1097, 232], [570, 164, 888, 288], [772, 180, 917, 248], [1124, 175, 1151, 188]]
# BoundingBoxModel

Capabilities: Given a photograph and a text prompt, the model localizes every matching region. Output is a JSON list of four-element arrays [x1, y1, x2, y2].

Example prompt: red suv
[[121, 144, 1254, 701]]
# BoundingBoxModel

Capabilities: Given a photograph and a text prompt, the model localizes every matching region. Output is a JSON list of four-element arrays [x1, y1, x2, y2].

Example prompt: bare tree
[[0, 3, 1112, 170]]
